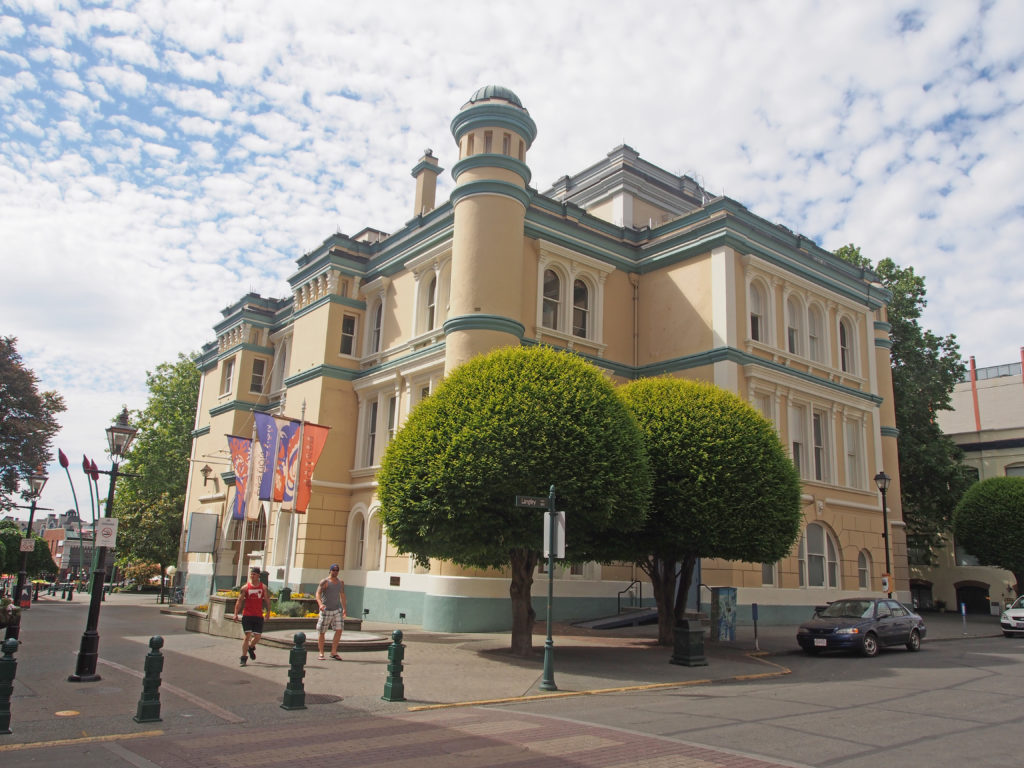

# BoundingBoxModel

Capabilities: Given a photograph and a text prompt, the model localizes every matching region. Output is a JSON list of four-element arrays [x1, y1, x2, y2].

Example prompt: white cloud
[[3, 0, 1024, 518]]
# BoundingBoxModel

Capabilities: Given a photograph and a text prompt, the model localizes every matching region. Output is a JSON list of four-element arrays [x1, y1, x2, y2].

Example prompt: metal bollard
[[66, 583, 74, 601], [382, 629, 406, 702], [133, 636, 164, 723], [280, 632, 307, 711], [0, 637, 19, 734]]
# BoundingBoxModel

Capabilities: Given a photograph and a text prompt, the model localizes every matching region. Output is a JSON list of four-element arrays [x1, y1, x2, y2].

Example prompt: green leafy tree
[[835, 245, 967, 562], [0, 520, 57, 577], [378, 345, 652, 656], [113, 354, 200, 595], [952, 477, 1024, 595], [0, 336, 65, 511], [619, 378, 802, 645]]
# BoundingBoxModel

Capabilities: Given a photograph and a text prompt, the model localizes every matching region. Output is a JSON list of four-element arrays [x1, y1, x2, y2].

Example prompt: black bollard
[[66, 582, 74, 602], [280, 632, 307, 711], [0, 637, 19, 734], [133, 636, 164, 723], [382, 629, 406, 702]]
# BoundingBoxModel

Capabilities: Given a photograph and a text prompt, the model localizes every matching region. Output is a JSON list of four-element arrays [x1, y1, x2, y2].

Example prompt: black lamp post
[[874, 470, 892, 598], [4, 467, 48, 642], [69, 408, 137, 682]]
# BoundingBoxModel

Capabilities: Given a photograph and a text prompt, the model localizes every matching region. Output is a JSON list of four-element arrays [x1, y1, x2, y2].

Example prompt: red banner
[[294, 423, 330, 512]]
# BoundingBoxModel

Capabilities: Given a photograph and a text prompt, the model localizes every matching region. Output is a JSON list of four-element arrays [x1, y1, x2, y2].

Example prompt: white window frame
[[858, 550, 871, 590], [786, 294, 804, 356], [812, 408, 832, 483], [536, 240, 612, 350], [789, 403, 807, 479], [220, 357, 235, 396], [807, 303, 826, 363], [802, 523, 840, 588], [762, 562, 777, 586], [249, 358, 267, 394], [408, 245, 452, 340], [747, 278, 772, 345], [845, 417, 866, 490], [340, 313, 357, 356], [838, 316, 856, 374]]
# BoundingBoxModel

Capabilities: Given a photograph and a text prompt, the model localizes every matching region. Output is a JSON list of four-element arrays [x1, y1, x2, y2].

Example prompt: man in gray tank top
[[315, 564, 347, 660]]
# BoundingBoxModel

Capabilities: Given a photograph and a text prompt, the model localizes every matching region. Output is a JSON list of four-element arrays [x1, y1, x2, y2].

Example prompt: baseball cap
[[329, 564, 339, 571]]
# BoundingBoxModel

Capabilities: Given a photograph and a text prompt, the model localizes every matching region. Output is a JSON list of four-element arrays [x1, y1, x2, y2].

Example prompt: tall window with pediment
[[370, 302, 383, 353], [800, 523, 840, 588], [425, 276, 437, 330]]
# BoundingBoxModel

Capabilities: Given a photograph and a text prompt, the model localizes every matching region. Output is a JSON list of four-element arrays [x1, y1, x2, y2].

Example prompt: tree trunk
[[640, 557, 678, 646], [509, 548, 538, 657], [673, 552, 698, 624]]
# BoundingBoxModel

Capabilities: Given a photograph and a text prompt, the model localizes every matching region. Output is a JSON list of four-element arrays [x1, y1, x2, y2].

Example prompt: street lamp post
[[874, 470, 893, 598], [4, 467, 48, 642], [69, 408, 137, 682]]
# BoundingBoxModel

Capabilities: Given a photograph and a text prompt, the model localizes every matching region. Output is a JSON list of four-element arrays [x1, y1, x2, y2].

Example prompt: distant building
[[178, 86, 905, 628], [912, 352, 1024, 612]]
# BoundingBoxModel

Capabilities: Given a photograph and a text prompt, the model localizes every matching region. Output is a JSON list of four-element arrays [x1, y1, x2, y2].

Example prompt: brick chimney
[[411, 149, 442, 216]]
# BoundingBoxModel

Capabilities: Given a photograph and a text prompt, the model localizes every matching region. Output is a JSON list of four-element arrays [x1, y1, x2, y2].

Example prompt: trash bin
[[670, 619, 707, 667]]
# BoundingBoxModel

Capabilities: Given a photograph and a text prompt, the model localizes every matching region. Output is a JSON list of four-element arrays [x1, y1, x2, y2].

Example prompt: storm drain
[[303, 693, 343, 705]]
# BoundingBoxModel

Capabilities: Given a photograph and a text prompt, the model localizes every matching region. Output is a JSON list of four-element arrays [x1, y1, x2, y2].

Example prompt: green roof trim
[[451, 153, 532, 186], [283, 363, 360, 387], [442, 314, 526, 338], [451, 102, 538, 148], [449, 179, 532, 210], [191, 425, 211, 438], [880, 426, 900, 438]]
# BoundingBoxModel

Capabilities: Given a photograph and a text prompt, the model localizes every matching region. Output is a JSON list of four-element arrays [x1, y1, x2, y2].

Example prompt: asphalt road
[[506, 633, 1024, 767], [2, 593, 1020, 767]]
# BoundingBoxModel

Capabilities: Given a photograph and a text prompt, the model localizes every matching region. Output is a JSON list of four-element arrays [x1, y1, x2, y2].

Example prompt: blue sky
[[1, 0, 1022, 518]]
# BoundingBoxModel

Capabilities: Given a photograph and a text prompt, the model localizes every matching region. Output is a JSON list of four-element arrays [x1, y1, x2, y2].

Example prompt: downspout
[[630, 274, 640, 370], [968, 356, 981, 432]]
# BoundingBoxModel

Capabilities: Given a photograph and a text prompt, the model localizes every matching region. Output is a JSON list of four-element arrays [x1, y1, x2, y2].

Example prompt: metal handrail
[[617, 579, 643, 614]]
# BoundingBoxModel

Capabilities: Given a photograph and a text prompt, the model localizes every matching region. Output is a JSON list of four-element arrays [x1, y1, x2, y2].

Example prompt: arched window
[[542, 269, 561, 331], [425, 276, 437, 331], [749, 281, 767, 342], [786, 296, 803, 355], [808, 305, 825, 362], [355, 516, 365, 569], [800, 523, 840, 588], [572, 279, 589, 338], [839, 318, 855, 373], [371, 302, 383, 353], [858, 550, 872, 589]]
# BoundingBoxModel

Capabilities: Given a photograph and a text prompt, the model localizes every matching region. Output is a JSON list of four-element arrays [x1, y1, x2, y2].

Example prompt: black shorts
[[241, 615, 265, 634]]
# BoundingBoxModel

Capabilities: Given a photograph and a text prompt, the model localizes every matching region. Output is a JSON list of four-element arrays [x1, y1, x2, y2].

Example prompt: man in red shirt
[[233, 567, 271, 667]]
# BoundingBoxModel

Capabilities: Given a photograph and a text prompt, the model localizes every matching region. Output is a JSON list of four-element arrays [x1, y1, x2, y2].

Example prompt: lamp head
[[106, 407, 138, 458], [874, 470, 891, 493], [29, 465, 48, 497]]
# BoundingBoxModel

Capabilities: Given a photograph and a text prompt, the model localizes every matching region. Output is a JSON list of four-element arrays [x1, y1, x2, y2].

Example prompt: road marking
[[102, 740, 166, 768], [98, 657, 245, 723], [0, 731, 163, 752]]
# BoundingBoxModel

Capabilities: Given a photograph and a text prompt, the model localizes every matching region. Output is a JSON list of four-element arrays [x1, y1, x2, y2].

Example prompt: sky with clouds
[[2, 0, 1022, 519]]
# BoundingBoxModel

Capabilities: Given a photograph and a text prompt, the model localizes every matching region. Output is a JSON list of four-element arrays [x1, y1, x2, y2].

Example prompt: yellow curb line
[[408, 652, 791, 711], [0, 730, 164, 752]]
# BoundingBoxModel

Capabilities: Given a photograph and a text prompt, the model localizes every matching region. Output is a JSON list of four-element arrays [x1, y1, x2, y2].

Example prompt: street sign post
[[515, 486, 559, 692]]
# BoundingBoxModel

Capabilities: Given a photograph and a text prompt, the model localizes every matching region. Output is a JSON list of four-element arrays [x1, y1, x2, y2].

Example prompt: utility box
[[710, 587, 737, 642]]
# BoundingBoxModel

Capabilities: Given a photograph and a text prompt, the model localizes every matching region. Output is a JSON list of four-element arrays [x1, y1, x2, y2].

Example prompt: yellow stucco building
[[178, 86, 905, 629]]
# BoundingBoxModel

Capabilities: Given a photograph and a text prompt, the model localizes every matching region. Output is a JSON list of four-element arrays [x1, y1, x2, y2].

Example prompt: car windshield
[[1012, 596, 1024, 610], [819, 600, 873, 619]]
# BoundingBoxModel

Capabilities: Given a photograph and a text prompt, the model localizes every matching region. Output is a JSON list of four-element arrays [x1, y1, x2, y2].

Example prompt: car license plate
[[814, 638, 827, 647]]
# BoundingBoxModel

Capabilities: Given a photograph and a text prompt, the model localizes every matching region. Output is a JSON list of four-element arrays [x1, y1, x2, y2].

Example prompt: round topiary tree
[[378, 345, 651, 656], [619, 377, 803, 645], [953, 476, 1024, 595]]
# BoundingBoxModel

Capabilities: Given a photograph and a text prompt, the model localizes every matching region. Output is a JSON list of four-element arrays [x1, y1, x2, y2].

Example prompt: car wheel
[[906, 629, 921, 652], [860, 632, 879, 657]]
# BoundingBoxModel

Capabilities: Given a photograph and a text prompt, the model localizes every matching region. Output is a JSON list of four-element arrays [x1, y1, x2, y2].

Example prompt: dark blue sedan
[[796, 598, 927, 657]]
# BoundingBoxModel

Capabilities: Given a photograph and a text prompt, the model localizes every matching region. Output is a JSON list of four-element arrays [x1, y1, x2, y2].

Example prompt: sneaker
[[239, 655, 247, 666], [248, 647, 256, 660]]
